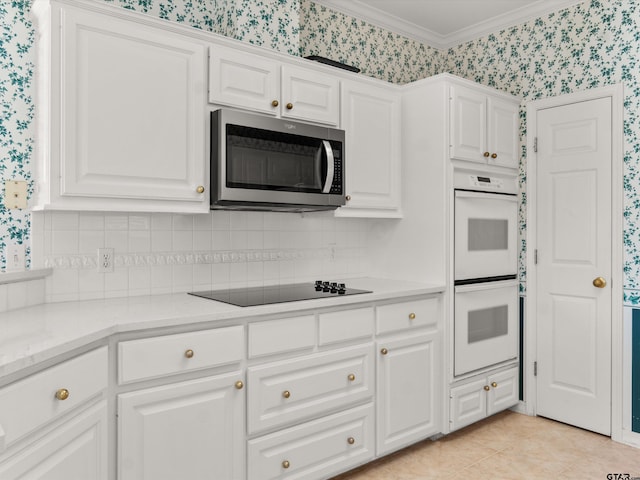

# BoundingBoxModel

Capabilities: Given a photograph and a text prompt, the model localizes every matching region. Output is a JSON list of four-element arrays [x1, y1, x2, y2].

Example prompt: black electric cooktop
[[188, 281, 372, 307]]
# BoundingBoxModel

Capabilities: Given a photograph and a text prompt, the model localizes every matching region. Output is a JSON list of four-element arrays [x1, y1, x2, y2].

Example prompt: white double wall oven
[[453, 170, 519, 377]]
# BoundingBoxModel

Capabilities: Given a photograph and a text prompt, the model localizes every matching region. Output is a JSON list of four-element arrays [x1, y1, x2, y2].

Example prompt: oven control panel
[[468, 175, 504, 190]]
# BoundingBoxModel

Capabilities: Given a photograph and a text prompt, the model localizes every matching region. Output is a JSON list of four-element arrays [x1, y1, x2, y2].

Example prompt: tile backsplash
[[31, 210, 370, 302]]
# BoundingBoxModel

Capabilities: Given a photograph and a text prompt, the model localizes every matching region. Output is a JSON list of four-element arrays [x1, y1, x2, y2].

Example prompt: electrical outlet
[[97, 248, 114, 273], [4, 180, 27, 209], [4, 244, 25, 272]]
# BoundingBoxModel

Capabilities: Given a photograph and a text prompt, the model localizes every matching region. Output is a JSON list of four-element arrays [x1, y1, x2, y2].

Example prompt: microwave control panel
[[468, 175, 504, 190]]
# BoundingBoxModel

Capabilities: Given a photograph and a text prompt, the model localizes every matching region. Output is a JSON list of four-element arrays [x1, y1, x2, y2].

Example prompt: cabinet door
[[59, 7, 207, 209], [0, 401, 107, 480], [281, 65, 339, 125], [449, 378, 488, 432], [209, 45, 280, 115], [487, 367, 519, 416], [118, 372, 244, 480], [338, 81, 401, 217], [488, 97, 520, 169], [449, 85, 487, 163], [376, 332, 439, 455]]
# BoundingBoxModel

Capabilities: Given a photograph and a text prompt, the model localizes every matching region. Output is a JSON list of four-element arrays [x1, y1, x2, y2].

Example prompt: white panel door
[[118, 373, 245, 480], [209, 45, 280, 115], [488, 97, 520, 169], [339, 80, 401, 215], [61, 8, 207, 203], [536, 97, 612, 435], [376, 332, 439, 455], [280, 65, 339, 125], [450, 85, 487, 163]]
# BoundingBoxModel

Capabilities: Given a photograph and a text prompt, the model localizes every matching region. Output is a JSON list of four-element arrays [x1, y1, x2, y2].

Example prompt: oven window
[[226, 124, 327, 193], [468, 305, 508, 343], [468, 218, 508, 251]]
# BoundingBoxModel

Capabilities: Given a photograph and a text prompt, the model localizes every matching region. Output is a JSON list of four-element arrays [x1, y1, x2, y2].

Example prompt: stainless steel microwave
[[210, 109, 346, 212]]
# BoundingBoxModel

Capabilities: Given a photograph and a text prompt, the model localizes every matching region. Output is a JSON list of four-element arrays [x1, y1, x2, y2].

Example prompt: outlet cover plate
[[4, 181, 27, 209]]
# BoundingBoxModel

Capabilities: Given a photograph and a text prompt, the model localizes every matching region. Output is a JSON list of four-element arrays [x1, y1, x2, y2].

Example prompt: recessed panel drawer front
[[248, 315, 316, 358], [248, 403, 374, 480], [118, 326, 244, 385], [0, 346, 108, 452], [318, 307, 374, 346], [247, 344, 373, 434], [376, 297, 439, 335]]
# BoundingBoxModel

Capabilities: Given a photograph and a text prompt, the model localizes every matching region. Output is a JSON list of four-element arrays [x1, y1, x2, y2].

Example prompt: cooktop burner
[[188, 281, 372, 307]]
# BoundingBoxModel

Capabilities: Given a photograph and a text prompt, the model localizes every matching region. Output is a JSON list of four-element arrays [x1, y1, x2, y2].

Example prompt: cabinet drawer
[[248, 315, 315, 358], [376, 297, 439, 334], [118, 326, 244, 384], [0, 347, 107, 452], [247, 344, 373, 434], [248, 403, 374, 480], [318, 307, 374, 346]]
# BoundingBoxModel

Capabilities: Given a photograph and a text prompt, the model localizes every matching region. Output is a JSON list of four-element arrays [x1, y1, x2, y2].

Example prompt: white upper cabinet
[[33, 2, 208, 212], [209, 46, 339, 125], [450, 84, 519, 169], [337, 80, 402, 217]]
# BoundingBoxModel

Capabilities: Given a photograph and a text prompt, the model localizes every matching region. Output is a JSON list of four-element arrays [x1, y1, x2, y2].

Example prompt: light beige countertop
[[0, 278, 445, 380]]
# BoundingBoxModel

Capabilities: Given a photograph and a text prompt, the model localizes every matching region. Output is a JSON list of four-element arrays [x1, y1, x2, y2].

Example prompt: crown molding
[[312, 0, 586, 50]]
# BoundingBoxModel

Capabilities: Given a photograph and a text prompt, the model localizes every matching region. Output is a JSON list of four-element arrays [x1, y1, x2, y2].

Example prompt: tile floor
[[331, 410, 640, 480]]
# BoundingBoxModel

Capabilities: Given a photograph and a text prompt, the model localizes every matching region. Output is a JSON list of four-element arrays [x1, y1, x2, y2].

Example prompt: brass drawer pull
[[381, 348, 388, 355], [347, 437, 355, 445], [483, 385, 490, 392], [55, 388, 70, 401], [491, 382, 498, 388], [348, 373, 356, 382], [409, 312, 416, 320], [271, 100, 279, 107], [282, 390, 291, 399], [282, 460, 290, 469], [235, 381, 244, 390], [185, 349, 194, 359]]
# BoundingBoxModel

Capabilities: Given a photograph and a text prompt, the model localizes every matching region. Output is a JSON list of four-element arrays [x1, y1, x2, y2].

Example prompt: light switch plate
[[5, 244, 25, 272], [4, 180, 28, 209]]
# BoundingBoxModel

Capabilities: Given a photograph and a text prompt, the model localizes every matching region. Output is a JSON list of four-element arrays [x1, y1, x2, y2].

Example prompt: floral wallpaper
[[298, 0, 443, 84]]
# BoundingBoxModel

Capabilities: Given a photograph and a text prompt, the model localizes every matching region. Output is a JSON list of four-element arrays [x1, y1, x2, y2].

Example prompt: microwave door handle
[[321, 140, 334, 194]]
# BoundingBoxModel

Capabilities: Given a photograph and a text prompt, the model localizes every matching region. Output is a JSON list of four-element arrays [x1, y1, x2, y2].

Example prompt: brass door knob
[[282, 460, 290, 469], [348, 373, 356, 382], [483, 152, 490, 157], [235, 380, 244, 390], [593, 276, 607, 288], [196, 186, 205, 194], [491, 153, 498, 159], [282, 390, 291, 399], [381, 348, 388, 355], [347, 437, 355, 445], [491, 382, 498, 388], [286, 103, 293, 110], [345, 195, 352, 201], [55, 388, 70, 401], [185, 349, 194, 358], [409, 313, 416, 320], [271, 100, 279, 107], [483, 385, 490, 392]]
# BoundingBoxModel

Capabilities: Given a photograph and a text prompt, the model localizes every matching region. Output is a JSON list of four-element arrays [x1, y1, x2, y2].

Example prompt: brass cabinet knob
[[345, 195, 352, 201], [483, 385, 490, 392], [380, 348, 388, 355], [483, 152, 490, 157], [235, 380, 244, 390], [348, 373, 356, 382], [271, 100, 279, 107], [491, 153, 498, 159], [409, 313, 416, 320], [196, 186, 205, 194], [185, 349, 194, 358], [491, 382, 498, 388], [282, 460, 290, 469], [347, 437, 355, 445], [286, 103, 293, 110], [593, 276, 607, 288], [55, 388, 70, 401], [282, 390, 291, 399]]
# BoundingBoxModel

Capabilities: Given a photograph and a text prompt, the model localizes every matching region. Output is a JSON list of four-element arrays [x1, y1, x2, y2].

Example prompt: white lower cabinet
[[248, 403, 374, 480], [376, 331, 440, 455], [449, 366, 519, 432], [0, 401, 108, 480], [118, 372, 245, 480]]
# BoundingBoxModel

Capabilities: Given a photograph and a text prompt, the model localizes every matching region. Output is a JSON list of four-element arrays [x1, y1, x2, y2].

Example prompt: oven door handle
[[455, 279, 518, 293], [321, 140, 335, 194], [455, 190, 517, 201]]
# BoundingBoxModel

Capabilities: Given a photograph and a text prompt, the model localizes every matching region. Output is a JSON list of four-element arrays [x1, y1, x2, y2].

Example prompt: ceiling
[[312, 0, 586, 49]]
